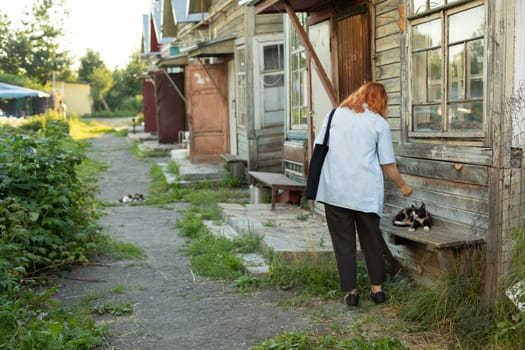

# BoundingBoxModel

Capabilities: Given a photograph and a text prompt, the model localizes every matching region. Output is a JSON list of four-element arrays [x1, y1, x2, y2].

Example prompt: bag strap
[[322, 108, 337, 145]]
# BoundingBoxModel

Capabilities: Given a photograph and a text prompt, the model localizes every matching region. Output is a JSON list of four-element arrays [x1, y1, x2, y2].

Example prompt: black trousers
[[324, 203, 386, 292]]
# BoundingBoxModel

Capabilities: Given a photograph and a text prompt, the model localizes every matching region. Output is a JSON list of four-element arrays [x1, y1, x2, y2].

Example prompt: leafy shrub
[[0, 288, 105, 349], [116, 95, 142, 112], [0, 120, 99, 289]]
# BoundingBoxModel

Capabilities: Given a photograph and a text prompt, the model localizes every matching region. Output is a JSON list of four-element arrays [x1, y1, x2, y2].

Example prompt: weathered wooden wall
[[374, 0, 494, 280]]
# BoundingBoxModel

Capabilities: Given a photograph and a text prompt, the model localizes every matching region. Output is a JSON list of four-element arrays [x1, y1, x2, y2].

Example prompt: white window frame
[[235, 44, 247, 128], [286, 13, 308, 130], [407, 0, 487, 140], [258, 39, 285, 128]]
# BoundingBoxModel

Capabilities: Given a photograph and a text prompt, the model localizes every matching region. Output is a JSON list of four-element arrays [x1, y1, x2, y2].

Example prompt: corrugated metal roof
[[172, 0, 207, 23], [187, 0, 211, 15], [142, 14, 151, 53]]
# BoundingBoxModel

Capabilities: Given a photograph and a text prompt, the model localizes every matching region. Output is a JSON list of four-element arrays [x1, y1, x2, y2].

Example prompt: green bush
[[0, 121, 99, 289], [0, 116, 105, 348]]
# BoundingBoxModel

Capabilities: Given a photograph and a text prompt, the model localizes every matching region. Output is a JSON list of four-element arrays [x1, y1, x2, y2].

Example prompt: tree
[[106, 51, 145, 112], [89, 65, 113, 112], [0, 0, 72, 85], [77, 49, 105, 82]]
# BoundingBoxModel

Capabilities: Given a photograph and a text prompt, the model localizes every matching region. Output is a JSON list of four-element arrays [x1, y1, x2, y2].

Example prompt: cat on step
[[392, 203, 432, 231]]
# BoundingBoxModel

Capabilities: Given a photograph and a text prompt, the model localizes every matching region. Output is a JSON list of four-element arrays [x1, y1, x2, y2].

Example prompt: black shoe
[[369, 291, 386, 304], [344, 293, 359, 308]]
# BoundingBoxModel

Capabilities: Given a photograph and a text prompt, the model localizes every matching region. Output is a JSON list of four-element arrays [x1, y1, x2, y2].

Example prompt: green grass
[[131, 144, 168, 158], [166, 159, 180, 175], [91, 301, 134, 316], [251, 330, 406, 350], [94, 236, 146, 260], [396, 246, 525, 349], [69, 116, 116, 140]]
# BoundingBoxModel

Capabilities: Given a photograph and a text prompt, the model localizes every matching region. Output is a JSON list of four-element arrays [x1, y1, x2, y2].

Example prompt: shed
[[0, 82, 49, 117]]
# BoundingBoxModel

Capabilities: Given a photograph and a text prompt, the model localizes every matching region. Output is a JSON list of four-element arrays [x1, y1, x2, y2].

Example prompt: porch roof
[[185, 36, 235, 57], [159, 54, 188, 67], [252, 0, 331, 14]]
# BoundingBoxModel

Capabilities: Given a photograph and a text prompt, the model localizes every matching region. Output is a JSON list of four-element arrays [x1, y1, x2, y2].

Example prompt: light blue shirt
[[314, 106, 396, 216]]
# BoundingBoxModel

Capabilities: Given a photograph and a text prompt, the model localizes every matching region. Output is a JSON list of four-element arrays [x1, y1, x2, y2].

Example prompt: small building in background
[[47, 80, 92, 116]]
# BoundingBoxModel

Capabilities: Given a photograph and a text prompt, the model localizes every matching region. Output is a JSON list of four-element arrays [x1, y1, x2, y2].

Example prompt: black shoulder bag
[[304, 108, 336, 200]]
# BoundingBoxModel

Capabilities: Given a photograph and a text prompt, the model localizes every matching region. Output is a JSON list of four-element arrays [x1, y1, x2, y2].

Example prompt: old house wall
[[373, 0, 493, 279]]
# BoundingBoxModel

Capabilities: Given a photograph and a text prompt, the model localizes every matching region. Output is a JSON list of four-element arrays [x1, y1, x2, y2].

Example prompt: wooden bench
[[381, 214, 485, 273], [248, 171, 306, 210], [221, 153, 247, 178]]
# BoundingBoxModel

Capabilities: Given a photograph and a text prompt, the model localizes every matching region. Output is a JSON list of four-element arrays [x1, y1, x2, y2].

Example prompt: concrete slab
[[239, 253, 270, 278], [127, 131, 157, 144], [216, 202, 334, 266], [158, 156, 228, 187]]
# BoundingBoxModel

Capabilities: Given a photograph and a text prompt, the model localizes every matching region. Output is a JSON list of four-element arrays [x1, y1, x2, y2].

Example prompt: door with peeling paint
[[185, 62, 229, 162], [336, 3, 371, 100]]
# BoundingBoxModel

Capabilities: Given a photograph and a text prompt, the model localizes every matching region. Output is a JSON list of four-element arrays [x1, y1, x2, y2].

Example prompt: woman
[[314, 82, 412, 307]]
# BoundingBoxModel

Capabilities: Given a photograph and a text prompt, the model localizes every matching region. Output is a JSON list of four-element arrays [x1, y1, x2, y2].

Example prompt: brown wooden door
[[185, 63, 229, 162], [336, 8, 371, 100], [142, 79, 157, 133], [153, 71, 186, 143]]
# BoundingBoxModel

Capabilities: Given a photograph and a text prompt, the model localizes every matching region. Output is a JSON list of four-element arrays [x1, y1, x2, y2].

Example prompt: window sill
[[409, 131, 485, 139]]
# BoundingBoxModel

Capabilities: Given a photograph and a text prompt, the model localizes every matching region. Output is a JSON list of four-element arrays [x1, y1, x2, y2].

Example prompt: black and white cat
[[392, 203, 432, 231], [119, 193, 145, 203]]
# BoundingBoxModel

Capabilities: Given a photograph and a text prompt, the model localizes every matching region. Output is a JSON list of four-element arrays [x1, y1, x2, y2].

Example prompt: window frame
[[235, 45, 247, 128], [287, 13, 308, 131], [407, 0, 487, 140], [259, 40, 285, 127]]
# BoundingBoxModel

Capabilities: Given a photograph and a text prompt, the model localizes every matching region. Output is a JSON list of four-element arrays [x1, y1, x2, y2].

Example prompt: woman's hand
[[400, 184, 413, 197], [382, 163, 413, 197]]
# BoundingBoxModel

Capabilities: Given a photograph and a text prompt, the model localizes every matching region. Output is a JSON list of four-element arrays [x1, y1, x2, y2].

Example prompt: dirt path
[[55, 130, 333, 349]]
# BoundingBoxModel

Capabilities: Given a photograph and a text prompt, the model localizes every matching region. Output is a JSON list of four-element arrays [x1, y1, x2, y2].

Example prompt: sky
[[0, 0, 151, 69]]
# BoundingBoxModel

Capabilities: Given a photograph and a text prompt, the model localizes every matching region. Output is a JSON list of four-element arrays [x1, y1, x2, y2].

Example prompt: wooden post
[[245, 6, 257, 170], [282, 2, 338, 108], [484, 0, 515, 303]]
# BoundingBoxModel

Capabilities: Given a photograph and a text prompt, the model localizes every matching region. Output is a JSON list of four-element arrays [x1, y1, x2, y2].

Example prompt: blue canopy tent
[[0, 82, 50, 117]]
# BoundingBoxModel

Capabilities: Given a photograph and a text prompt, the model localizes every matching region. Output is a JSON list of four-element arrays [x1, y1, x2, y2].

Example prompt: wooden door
[[336, 7, 371, 100], [185, 63, 229, 162], [142, 79, 157, 133], [153, 71, 186, 143]]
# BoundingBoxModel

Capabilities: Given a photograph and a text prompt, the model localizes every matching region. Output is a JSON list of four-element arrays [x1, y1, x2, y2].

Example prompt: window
[[261, 43, 285, 126], [409, 1, 485, 136], [289, 13, 308, 129], [236, 46, 247, 127]]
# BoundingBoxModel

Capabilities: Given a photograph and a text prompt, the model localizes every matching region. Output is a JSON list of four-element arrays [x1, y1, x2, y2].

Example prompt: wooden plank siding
[[255, 14, 284, 34], [255, 129, 284, 172], [208, 3, 245, 38], [375, 0, 403, 145]]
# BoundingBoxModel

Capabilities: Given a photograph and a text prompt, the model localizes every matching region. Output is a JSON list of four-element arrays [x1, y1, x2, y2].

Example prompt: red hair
[[339, 82, 388, 118]]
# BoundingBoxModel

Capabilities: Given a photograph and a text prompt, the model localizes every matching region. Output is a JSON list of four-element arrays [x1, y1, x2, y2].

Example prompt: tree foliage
[[0, 0, 72, 85], [106, 52, 145, 112], [89, 66, 113, 112], [77, 49, 105, 83]]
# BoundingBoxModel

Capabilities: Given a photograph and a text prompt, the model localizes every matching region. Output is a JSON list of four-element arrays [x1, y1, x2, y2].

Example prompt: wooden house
[[146, 0, 285, 165], [141, 0, 193, 143], [247, 0, 525, 299]]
